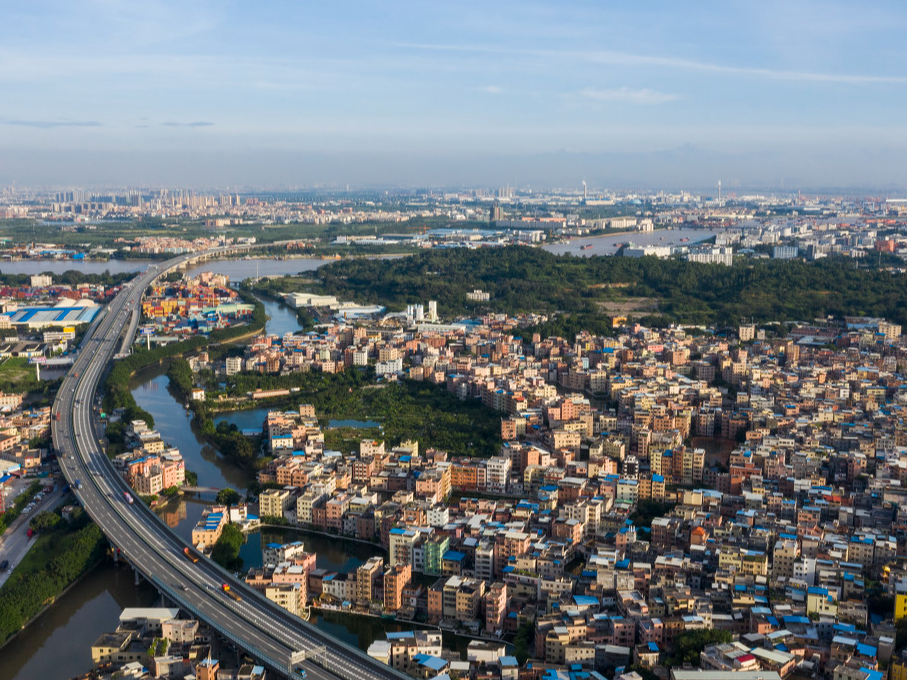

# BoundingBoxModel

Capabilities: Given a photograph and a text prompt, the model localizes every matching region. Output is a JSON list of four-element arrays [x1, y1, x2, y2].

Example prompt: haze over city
[[1, 0, 906, 189]]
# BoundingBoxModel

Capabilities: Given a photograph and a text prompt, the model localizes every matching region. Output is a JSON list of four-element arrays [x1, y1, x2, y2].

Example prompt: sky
[[1, 0, 906, 190]]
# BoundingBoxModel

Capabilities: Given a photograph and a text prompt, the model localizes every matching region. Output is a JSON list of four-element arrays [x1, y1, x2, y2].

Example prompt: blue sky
[[1, 0, 905, 189]]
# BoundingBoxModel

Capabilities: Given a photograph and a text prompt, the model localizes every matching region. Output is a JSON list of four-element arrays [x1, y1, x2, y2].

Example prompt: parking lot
[[1, 472, 55, 514]]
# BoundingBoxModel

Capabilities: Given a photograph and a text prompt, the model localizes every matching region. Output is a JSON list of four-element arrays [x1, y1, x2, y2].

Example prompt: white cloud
[[579, 87, 678, 105], [481, 85, 502, 94], [398, 42, 907, 85]]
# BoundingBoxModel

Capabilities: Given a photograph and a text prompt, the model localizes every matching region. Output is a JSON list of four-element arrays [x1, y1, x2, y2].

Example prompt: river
[[0, 255, 331, 280], [129, 291, 479, 656], [0, 231, 721, 280], [0, 562, 159, 680], [128, 292, 393, 572], [0, 259, 152, 276], [5, 256, 481, 677], [0, 231, 722, 282]]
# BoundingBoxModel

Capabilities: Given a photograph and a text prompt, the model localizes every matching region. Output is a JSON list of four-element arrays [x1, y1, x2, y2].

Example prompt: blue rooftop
[[413, 655, 448, 672], [573, 595, 599, 607]]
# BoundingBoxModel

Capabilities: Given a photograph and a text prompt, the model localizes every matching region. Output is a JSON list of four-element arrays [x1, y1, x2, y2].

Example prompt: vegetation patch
[[0, 358, 41, 393], [0, 517, 107, 645], [211, 524, 244, 571], [171, 358, 502, 459], [317, 246, 907, 331], [664, 629, 733, 666], [103, 290, 266, 448]]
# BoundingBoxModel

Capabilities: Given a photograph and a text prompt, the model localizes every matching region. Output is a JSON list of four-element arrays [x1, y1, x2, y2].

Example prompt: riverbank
[[0, 559, 160, 680], [104, 291, 267, 452], [255, 523, 387, 552], [177, 365, 501, 459], [0, 553, 107, 651], [0, 521, 108, 646], [241, 286, 316, 333], [121, 257, 490, 659]]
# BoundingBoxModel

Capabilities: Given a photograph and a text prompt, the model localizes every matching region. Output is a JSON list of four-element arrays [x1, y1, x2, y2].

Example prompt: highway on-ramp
[[53, 250, 411, 680]]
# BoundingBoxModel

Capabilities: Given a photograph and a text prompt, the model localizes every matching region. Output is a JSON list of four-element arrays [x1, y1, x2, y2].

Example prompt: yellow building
[[895, 581, 907, 620]]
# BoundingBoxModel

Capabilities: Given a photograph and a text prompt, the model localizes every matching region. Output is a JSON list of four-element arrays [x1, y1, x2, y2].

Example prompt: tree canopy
[[317, 246, 907, 329], [665, 629, 733, 666], [216, 488, 241, 507]]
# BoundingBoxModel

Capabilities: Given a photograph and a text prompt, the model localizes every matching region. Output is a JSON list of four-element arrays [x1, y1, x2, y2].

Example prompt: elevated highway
[[53, 249, 410, 680]]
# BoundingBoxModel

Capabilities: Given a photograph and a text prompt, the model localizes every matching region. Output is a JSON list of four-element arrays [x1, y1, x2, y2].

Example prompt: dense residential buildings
[[140, 271, 254, 339], [189, 307, 907, 679], [88, 607, 266, 679]]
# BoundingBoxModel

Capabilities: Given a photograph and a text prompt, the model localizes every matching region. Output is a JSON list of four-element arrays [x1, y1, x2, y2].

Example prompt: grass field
[[0, 357, 40, 392], [4, 532, 57, 584]]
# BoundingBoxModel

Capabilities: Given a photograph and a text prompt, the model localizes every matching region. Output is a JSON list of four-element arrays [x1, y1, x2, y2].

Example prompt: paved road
[[53, 249, 412, 680], [0, 485, 66, 588]]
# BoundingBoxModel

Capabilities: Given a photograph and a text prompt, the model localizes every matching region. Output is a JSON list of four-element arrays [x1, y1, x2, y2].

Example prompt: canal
[[5, 257, 479, 678], [0, 562, 159, 680]]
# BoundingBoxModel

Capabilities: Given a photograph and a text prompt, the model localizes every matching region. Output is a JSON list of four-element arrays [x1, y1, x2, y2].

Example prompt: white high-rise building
[[406, 304, 425, 323]]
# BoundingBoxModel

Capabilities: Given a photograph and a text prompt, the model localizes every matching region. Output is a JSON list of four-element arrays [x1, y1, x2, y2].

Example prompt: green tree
[[161, 486, 180, 498], [666, 629, 733, 667], [211, 524, 244, 570], [216, 487, 241, 511], [513, 621, 535, 665], [0, 522, 106, 645], [30, 511, 62, 533]]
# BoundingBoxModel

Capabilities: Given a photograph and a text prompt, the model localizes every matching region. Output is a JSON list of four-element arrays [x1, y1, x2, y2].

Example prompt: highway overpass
[[52, 248, 412, 680]]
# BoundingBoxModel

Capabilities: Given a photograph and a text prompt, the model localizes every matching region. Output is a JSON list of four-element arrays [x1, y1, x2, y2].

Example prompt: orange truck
[[221, 583, 242, 601]]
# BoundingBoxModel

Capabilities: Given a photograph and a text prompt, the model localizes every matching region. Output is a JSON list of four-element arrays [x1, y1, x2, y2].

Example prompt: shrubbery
[[665, 629, 733, 667], [175, 359, 501, 458], [0, 522, 106, 644], [211, 524, 244, 571]]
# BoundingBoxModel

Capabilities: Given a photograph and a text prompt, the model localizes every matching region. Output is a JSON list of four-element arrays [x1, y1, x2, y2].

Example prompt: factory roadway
[[53, 249, 412, 680]]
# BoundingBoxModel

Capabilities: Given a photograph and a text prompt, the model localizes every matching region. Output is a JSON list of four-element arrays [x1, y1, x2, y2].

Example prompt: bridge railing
[[148, 573, 295, 676]]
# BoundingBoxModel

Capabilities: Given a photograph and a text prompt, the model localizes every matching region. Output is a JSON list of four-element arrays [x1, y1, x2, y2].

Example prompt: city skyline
[[1, 1, 906, 189]]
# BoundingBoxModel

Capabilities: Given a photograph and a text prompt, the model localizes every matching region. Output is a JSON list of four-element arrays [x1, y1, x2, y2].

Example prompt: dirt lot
[[595, 297, 659, 315]]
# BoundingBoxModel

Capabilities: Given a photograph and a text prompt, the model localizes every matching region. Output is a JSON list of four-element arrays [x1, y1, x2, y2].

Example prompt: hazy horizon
[[2, 1, 906, 190]]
